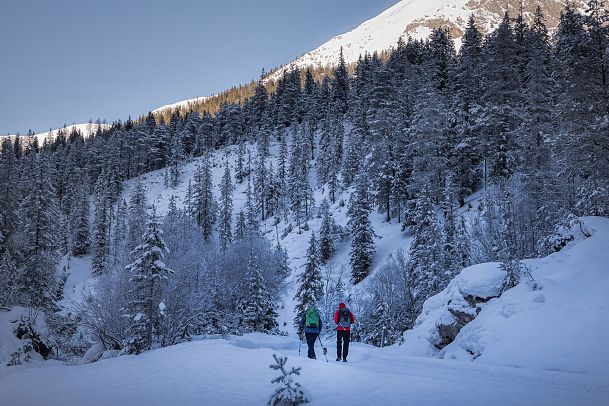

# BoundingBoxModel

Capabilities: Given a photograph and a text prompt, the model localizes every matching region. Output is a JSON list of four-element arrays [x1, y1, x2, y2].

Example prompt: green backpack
[[305, 307, 320, 329]]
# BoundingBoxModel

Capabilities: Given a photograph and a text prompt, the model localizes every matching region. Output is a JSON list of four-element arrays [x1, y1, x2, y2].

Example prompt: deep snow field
[[1, 333, 607, 406]]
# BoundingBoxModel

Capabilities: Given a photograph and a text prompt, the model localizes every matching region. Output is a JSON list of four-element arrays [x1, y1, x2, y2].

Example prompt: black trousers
[[337, 330, 350, 360], [305, 332, 318, 359]]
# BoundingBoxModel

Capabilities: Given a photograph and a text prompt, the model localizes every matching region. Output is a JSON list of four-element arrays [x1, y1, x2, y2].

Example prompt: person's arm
[[334, 310, 339, 324], [319, 317, 323, 332]]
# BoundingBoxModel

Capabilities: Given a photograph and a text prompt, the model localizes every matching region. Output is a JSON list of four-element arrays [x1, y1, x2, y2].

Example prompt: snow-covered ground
[[0, 332, 606, 405], [58, 256, 95, 313]]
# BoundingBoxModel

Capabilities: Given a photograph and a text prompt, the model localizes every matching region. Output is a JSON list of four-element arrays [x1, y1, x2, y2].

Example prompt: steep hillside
[[121, 136, 412, 331]]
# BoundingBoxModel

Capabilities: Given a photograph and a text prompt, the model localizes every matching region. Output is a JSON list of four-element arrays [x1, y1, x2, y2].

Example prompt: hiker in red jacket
[[333, 302, 356, 362]]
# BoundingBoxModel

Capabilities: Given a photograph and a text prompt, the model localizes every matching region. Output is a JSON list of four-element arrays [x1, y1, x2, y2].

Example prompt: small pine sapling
[[268, 354, 311, 406]]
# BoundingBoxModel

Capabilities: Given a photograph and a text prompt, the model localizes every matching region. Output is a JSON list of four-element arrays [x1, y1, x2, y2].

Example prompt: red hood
[[339, 303, 346, 309]]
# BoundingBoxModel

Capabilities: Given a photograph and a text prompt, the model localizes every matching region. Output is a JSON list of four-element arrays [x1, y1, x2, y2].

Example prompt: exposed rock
[[435, 292, 496, 350], [13, 317, 53, 359]]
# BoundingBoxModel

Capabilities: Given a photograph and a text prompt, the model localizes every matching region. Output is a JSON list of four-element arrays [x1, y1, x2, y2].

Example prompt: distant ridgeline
[[1, 2, 608, 354]]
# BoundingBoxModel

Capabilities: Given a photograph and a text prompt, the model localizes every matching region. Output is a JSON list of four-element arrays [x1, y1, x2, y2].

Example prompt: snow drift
[[401, 216, 609, 376]]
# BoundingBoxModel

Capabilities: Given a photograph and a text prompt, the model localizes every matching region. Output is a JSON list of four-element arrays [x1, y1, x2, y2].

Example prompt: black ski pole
[[298, 335, 302, 357], [318, 334, 329, 362]]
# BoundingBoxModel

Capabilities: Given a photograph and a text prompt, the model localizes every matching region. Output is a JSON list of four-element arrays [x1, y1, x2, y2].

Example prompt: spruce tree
[[332, 47, 350, 114], [239, 255, 278, 333], [408, 184, 445, 297], [218, 160, 234, 249], [18, 154, 61, 311], [293, 232, 323, 335], [70, 181, 90, 256], [348, 172, 376, 284], [124, 206, 173, 353], [92, 174, 110, 275], [318, 200, 335, 264], [193, 154, 217, 241]]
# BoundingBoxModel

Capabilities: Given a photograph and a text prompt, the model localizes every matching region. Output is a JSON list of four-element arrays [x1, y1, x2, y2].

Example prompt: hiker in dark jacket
[[334, 302, 356, 362], [300, 307, 322, 359]]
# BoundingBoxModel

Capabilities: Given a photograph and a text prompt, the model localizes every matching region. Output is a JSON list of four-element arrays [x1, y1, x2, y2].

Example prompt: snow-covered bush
[[268, 354, 311, 406], [79, 210, 289, 353]]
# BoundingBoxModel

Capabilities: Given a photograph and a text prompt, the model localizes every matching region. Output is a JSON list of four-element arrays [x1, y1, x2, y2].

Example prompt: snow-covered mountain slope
[[1, 123, 110, 146], [152, 96, 211, 114], [159, 0, 580, 105], [269, 0, 581, 80], [120, 136, 412, 333], [401, 216, 609, 376]]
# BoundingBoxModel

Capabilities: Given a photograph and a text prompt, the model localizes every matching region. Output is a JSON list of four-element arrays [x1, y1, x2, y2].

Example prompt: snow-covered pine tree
[[452, 14, 483, 204], [70, 179, 90, 256], [276, 132, 289, 216], [235, 210, 247, 241], [218, 160, 234, 249], [192, 153, 217, 242], [318, 200, 336, 264], [268, 354, 311, 406], [254, 149, 268, 221], [239, 255, 278, 333], [249, 75, 268, 132], [407, 183, 445, 298], [480, 12, 522, 181], [150, 124, 170, 170], [289, 125, 313, 229], [180, 112, 200, 157], [496, 183, 523, 293], [235, 140, 246, 184], [92, 173, 110, 275], [168, 130, 183, 188], [123, 206, 173, 353], [342, 117, 366, 187], [293, 232, 323, 335], [519, 5, 557, 253], [127, 180, 148, 251], [244, 178, 259, 236], [332, 47, 350, 114], [348, 172, 376, 284], [17, 154, 61, 311]]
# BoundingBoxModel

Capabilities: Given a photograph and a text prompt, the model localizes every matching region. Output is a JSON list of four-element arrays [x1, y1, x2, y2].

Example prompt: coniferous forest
[[1, 3, 609, 358]]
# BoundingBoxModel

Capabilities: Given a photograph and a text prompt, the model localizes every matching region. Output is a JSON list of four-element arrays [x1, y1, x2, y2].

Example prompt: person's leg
[[343, 330, 350, 360], [336, 330, 343, 360], [305, 333, 316, 359]]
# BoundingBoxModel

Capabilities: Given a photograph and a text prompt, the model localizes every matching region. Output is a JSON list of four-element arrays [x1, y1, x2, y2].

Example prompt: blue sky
[[0, 0, 397, 135]]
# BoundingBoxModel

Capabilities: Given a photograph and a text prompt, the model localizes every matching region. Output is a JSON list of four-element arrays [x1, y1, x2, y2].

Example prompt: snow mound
[[402, 216, 609, 375], [230, 333, 299, 351]]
